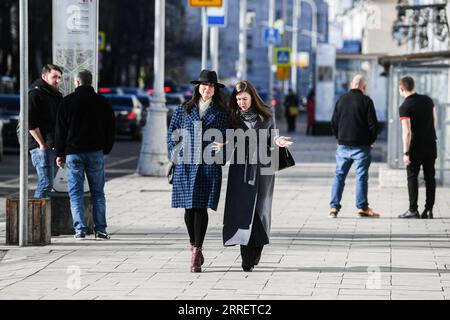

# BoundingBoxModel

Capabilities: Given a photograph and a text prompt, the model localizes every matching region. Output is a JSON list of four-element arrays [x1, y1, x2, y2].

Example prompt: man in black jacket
[[55, 70, 115, 240], [328, 74, 380, 218], [29, 64, 63, 198]]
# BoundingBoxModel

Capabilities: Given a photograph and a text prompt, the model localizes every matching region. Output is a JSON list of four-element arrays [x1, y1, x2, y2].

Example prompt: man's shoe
[[358, 208, 380, 218], [328, 208, 339, 218], [74, 232, 86, 240], [95, 231, 111, 240], [421, 209, 433, 219], [398, 209, 420, 219]]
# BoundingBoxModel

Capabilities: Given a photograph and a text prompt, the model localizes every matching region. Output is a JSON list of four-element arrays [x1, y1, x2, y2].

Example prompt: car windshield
[[108, 97, 133, 106], [0, 95, 20, 114], [166, 97, 182, 105], [137, 96, 150, 108]]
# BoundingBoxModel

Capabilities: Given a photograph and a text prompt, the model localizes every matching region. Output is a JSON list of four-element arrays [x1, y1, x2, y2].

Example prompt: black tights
[[184, 208, 208, 247]]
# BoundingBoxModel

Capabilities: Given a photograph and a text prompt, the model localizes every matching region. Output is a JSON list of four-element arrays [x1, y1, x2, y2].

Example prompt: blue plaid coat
[[167, 104, 228, 211]]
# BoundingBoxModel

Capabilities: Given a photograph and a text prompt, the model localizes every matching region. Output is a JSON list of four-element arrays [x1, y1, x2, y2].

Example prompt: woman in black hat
[[167, 70, 229, 272]]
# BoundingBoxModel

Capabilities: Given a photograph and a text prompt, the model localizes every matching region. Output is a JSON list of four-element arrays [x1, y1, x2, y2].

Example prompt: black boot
[[421, 209, 433, 219], [398, 209, 420, 219]]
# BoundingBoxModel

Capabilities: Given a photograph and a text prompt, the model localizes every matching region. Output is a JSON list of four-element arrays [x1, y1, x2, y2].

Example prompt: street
[[0, 137, 141, 220]]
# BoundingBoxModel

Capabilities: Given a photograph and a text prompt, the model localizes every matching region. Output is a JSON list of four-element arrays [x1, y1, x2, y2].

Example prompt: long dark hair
[[229, 80, 272, 128], [183, 84, 226, 114]]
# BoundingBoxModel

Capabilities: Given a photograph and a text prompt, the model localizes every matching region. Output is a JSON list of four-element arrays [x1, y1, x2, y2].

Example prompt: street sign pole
[[291, 0, 300, 94], [268, 0, 275, 118], [201, 7, 209, 69], [19, 0, 29, 247], [138, 0, 168, 176], [210, 27, 219, 73], [238, 0, 247, 80]]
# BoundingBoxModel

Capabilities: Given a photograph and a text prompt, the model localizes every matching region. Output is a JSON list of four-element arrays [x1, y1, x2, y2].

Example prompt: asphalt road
[[0, 137, 142, 199]]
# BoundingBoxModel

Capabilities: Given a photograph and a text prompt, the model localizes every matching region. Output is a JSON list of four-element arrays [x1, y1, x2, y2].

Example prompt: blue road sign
[[274, 47, 291, 66], [207, 16, 226, 27], [263, 27, 281, 45]]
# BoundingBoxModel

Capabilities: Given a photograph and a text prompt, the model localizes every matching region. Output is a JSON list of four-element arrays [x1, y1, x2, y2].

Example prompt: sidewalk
[[1, 117, 450, 300]]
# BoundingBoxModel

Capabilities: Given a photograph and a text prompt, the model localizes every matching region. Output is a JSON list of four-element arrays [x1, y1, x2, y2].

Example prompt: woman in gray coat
[[223, 81, 293, 272]]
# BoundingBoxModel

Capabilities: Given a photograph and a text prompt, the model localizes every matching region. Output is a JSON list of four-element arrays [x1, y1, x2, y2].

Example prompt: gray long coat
[[223, 116, 278, 246]]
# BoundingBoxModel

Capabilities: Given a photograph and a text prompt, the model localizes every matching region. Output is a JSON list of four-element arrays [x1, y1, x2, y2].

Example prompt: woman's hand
[[275, 136, 293, 148], [212, 141, 229, 152]]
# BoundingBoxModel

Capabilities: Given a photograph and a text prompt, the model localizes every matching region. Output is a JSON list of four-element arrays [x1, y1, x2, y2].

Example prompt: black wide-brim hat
[[190, 69, 225, 88]]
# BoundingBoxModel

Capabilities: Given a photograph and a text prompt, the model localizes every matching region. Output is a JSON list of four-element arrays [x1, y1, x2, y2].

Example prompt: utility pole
[[201, 7, 209, 69], [19, 0, 29, 247], [282, 0, 288, 95], [238, 0, 247, 80], [138, 0, 167, 176], [291, 0, 301, 94], [210, 26, 219, 73], [268, 0, 275, 113]]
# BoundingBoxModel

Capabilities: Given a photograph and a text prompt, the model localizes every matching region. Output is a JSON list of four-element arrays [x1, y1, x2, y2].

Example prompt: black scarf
[[239, 107, 259, 124]]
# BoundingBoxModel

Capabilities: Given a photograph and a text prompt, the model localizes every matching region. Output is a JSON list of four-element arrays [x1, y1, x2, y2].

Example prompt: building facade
[[184, 0, 329, 97]]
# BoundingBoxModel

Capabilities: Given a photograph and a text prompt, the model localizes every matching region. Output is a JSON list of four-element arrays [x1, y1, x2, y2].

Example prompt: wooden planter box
[[6, 196, 51, 246], [49, 192, 94, 236]]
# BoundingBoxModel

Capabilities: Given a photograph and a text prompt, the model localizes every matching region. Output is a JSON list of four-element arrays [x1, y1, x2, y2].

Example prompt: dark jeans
[[66, 151, 107, 234], [30, 147, 56, 198], [407, 157, 436, 211]]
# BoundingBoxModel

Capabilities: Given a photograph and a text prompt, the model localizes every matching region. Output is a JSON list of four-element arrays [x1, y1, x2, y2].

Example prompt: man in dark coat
[[28, 64, 63, 198], [283, 88, 300, 133], [329, 74, 380, 218], [55, 70, 115, 240]]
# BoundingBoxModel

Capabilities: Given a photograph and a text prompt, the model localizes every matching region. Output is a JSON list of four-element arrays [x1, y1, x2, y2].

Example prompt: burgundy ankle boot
[[191, 246, 203, 273], [191, 244, 204, 265]]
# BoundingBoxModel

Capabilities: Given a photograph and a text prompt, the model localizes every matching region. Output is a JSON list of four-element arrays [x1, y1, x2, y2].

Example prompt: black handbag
[[277, 147, 295, 171], [167, 110, 185, 184], [167, 161, 175, 184]]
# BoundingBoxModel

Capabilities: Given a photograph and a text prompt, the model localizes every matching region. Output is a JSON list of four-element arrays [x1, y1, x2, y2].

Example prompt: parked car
[[165, 93, 185, 125], [0, 121, 4, 161], [0, 93, 20, 147], [135, 93, 151, 126], [101, 94, 145, 140], [177, 84, 194, 101]]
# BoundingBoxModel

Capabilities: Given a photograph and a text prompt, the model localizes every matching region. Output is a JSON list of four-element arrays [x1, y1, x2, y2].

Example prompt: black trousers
[[184, 208, 208, 247], [406, 157, 436, 211], [286, 116, 296, 132], [240, 212, 268, 268]]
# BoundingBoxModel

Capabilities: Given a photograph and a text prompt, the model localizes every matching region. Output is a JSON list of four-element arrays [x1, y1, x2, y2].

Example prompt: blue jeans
[[30, 148, 56, 198], [66, 151, 107, 234], [330, 145, 372, 211]]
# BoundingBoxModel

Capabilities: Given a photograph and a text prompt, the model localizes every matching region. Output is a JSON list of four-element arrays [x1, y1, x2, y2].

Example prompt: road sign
[[263, 27, 281, 45], [189, 0, 222, 7], [276, 66, 290, 80], [274, 19, 285, 35], [207, 0, 227, 27], [292, 51, 309, 67], [274, 47, 291, 66]]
